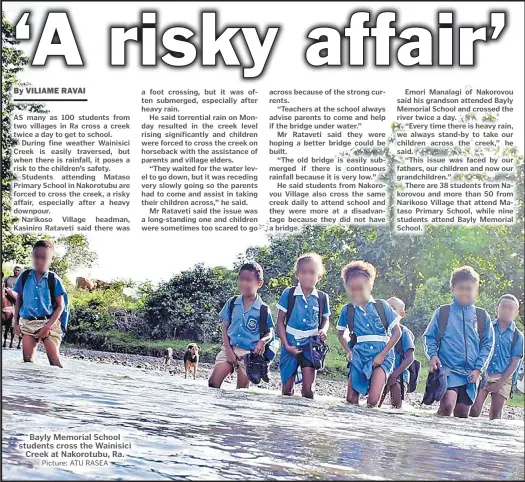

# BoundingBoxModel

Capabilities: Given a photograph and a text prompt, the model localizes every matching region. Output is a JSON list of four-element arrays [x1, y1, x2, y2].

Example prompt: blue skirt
[[279, 345, 313, 384], [349, 342, 395, 395]]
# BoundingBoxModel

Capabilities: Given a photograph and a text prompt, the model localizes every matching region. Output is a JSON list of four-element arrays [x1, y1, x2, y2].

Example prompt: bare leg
[[208, 362, 234, 389], [282, 376, 295, 396], [367, 367, 387, 408], [389, 382, 403, 409], [42, 338, 63, 367], [22, 335, 38, 362], [453, 402, 471, 418], [438, 389, 458, 416], [301, 368, 317, 399], [236, 368, 250, 389], [489, 393, 506, 420], [346, 373, 360, 404], [470, 389, 489, 417]]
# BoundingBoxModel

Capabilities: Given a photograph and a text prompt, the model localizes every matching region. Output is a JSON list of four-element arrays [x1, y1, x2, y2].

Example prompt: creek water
[[2, 350, 524, 480]]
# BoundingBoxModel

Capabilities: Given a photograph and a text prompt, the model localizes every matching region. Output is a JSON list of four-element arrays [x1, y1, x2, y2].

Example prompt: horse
[[2, 287, 20, 349]]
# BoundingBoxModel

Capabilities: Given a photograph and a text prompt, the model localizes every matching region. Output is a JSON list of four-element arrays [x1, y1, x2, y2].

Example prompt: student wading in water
[[337, 261, 402, 407], [277, 253, 330, 399]]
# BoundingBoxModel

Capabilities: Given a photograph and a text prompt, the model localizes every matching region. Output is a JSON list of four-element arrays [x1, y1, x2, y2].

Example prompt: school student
[[423, 266, 495, 418], [13, 240, 67, 367], [277, 253, 330, 399], [208, 262, 274, 389], [336, 261, 402, 407], [470, 294, 524, 419], [384, 297, 415, 408]]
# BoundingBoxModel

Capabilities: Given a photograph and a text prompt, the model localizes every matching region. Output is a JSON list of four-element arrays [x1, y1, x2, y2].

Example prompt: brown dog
[[164, 347, 173, 367], [184, 343, 199, 379]]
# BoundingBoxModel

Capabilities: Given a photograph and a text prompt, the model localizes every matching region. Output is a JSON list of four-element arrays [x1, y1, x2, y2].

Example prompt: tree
[[142, 264, 237, 342], [50, 234, 97, 278]]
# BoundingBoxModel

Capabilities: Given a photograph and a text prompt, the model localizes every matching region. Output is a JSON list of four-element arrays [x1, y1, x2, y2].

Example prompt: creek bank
[[60, 347, 524, 421]]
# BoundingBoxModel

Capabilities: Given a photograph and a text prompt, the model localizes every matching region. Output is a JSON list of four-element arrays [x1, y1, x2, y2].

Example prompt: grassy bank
[[66, 327, 524, 408]]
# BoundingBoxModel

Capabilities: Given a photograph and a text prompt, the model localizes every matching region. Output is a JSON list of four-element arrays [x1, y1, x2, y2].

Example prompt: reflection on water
[[2, 350, 524, 480]]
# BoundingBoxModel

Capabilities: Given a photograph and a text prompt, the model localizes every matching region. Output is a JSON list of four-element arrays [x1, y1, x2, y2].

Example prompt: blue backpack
[[21, 270, 70, 338]]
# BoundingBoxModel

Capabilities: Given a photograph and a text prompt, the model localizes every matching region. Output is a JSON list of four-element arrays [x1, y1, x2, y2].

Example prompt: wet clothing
[[422, 365, 448, 405], [423, 298, 495, 404], [215, 345, 250, 375], [19, 317, 62, 348], [13, 270, 65, 319], [447, 384, 473, 406], [484, 373, 513, 399], [277, 285, 330, 384], [488, 320, 524, 385], [394, 326, 416, 384], [219, 295, 275, 351], [337, 297, 400, 395]]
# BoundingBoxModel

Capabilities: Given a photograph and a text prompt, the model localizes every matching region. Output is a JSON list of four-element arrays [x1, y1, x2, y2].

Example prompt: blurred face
[[13, 267, 21, 276], [296, 260, 321, 290], [388, 299, 406, 318], [496, 298, 519, 323], [32, 247, 53, 273], [238, 269, 263, 297], [346, 274, 373, 306], [451, 280, 478, 306]]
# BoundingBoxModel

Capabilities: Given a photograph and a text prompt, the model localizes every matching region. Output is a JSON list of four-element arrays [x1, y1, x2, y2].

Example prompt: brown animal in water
[[94, 279, 112, 290], [164, 347, 173, 367], [76, 277, 97, 291], [184, 343, 199, 379]]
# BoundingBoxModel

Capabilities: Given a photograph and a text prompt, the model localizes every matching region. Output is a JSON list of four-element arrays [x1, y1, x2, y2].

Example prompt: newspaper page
[[1, 1, 524, 480]]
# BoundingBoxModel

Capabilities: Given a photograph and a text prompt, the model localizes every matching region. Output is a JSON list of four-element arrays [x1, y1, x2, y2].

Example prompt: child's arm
[[373, 324, 402, 367], [277, 309, 301, 355], [337, 329, 352, 361], [488, 357, 521, 393], [423, 309, 441, 372], [318, 295, 330, 342], [470, 312, 495, 382], [388, 349, 415, 385], [13, 293, 23, 336], [35, 295, 64, 340]]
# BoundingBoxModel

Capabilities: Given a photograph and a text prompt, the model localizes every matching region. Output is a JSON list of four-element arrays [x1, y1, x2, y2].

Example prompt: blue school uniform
[[13, 270, 65, 319], [394, 326, 416, 384], [423, 298, 495, 404], [277, 285, 330, 384], [219, 295, 275, 351], [336, 298, 400, 395], [488, 320, 524, 385]]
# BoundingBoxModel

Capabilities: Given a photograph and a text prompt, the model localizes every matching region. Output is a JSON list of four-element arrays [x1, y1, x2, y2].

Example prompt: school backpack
[[395, 325, 420, 393], [285, 286, 328, 328], [21, 269, 70, 338], [227, 296, 279, 361], [436, 304, 488, 354], [346, 298, 389, 348]]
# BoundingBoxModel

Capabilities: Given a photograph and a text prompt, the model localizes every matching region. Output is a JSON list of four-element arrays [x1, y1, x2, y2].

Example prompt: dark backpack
[[285, 286, 327, 329], [346, 298, 389, 348], [20, 269, 70, 337], [436, 304, 488, 355], [395, 325, 420, 393]]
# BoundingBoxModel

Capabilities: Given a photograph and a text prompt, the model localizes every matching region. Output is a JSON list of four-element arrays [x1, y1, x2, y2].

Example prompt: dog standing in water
[[164, 347, 173, 367], [184, 343, 200, 379]]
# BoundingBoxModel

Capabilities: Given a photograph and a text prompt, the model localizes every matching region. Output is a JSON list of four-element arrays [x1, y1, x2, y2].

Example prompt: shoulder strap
[[285, 287, 297, 323], [511, 329, 519, 350], [317, 291, 326, 328], [21, 269, 31, 287], [437, 304, 451, 345], [475, 308, 486, 343], [395, 325, 405, 356], [259, 303, 268, 338], [48, 272, 57, 308], [346, 303, 355, 333], [375, 299, 389, 332], [227, 296, 237, 322]]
